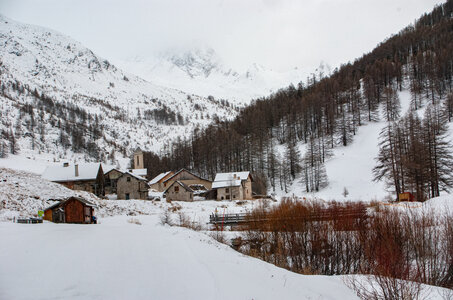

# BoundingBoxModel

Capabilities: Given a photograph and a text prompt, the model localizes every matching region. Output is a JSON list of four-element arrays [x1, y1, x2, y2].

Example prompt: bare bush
[[237, 198, 453, 296], [160, 209, 173, 226]]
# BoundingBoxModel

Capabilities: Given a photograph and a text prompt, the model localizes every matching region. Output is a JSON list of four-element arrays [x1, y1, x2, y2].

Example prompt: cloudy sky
[[0, 0, 444, 72]]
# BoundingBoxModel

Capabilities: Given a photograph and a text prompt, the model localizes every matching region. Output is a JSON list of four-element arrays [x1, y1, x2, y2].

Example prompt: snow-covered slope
[[0, 15, 238, 166], [115, 47, 309, 105], [283, 88, 441, 202]]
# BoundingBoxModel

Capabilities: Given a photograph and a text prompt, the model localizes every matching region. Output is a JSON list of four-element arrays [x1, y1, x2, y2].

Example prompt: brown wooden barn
[[43, 197, 96, 224]]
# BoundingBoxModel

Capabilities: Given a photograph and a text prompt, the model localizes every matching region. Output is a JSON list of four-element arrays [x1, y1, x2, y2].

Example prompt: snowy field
[[2, 167, 453, 299], [0, 214, 358, 300]]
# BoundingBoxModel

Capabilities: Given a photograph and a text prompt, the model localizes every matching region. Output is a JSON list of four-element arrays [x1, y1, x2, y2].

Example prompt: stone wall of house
[[105, 170, 123, 194], [61, 180, 97, 194], [243, 178, 253, 200], [117, 175, 148, 200], [163, 171, 212, 190], [216, 186, 243, 201], [166, 184, 193, 202]]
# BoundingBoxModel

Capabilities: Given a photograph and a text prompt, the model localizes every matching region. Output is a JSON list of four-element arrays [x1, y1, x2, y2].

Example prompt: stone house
[[104, 168, 123, 195], [116, 172, 149, 200], [162, 169, 211, 191], [164, 181, 195, 202], [212, 172, 253, 201], [149, 171, 174, 191], [42, 163, 105, 196]]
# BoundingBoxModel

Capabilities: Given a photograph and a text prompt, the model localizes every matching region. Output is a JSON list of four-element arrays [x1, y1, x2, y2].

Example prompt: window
[[136, 156, 139, 166], [225, 188, 229, 193], [175, 186, 179, 192], [233, 195, 236, 199], [125, 193, 130, 200], [127, 177, 131, 182]]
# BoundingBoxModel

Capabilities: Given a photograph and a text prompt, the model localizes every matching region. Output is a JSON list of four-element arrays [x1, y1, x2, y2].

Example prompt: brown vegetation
[[235, 198, 453, 297]]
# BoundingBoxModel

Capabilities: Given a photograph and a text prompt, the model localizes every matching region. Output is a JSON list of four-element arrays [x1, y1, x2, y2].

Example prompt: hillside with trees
[[146, 0, 453, 201]]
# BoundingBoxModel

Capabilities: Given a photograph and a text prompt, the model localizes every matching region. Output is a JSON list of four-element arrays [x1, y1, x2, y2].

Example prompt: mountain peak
[[162, 46, 223, 78]]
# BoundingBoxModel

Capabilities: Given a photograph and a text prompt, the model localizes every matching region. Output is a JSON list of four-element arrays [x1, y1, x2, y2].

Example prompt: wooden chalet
[[43, 197, 96, 224], [42, 163, 105, 196]]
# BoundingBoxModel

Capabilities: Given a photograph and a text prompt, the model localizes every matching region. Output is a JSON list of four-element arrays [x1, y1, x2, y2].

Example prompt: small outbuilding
[[43, 197, 96, 224]]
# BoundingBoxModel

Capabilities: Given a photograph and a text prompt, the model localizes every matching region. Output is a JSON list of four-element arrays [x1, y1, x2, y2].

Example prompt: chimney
[[63, 162, 69, 167], [75, 164, 79, 177]]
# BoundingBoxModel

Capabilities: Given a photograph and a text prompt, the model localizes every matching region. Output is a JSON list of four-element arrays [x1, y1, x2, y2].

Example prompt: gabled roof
[[129, 168, 147, 177], [212, 179, 242, 189], [42, 163, 102, 182], [212, 171, 251, 189], [104, 168, 123, 176], [44, 196, 96, 211], [149, 171, 173, 185], [164, 180, 194, 194], [214, 172, 250, 182], [163, 169, 210, 183], [120, 171, 148, 182]]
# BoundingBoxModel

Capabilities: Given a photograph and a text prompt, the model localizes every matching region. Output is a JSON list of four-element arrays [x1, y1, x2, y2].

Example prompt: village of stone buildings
[[41, 149, 255, 206]]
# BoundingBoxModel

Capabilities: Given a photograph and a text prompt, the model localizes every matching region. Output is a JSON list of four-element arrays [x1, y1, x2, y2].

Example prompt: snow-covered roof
[[163, 169, 210, 183], [212, 179, 242, 189], [104, 168, 123, 175], [214, 172, 250, 182], [149, 171, 172, 185], [122, 172, 148, 182], [44, 196, 97, 211], [129, 168, 147, 177], [164, 180, 193, 193], [42, 163, 101, 182]]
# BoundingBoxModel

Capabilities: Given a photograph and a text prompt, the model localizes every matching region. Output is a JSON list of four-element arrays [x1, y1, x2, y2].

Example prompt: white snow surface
[[0, 216, 358, 300], [0, 167, 360, 300]]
